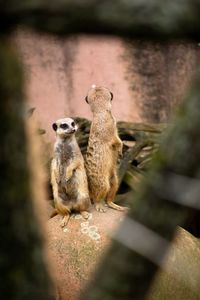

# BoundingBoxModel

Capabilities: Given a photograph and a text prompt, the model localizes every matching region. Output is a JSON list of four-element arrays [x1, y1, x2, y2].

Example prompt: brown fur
[[51, 118, 90, 226], [85, 86, 127, 212]]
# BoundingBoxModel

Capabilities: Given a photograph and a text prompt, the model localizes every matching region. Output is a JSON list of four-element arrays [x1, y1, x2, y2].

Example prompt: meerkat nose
[[91, 84, 96, 89]]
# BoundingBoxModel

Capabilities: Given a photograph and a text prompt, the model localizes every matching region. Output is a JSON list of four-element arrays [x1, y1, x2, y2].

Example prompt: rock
[[47, 207, 125, 300], [47, 217, 200, 300], [149, 227, 200, 300]]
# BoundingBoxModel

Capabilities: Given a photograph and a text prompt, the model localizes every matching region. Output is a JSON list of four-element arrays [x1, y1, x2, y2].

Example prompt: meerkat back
[[85, 86, 127, 212]]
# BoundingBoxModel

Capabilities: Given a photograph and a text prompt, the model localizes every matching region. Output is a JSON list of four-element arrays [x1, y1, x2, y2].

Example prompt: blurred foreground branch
[[0, 37, 54, 300], [2, 0, 200, 39]]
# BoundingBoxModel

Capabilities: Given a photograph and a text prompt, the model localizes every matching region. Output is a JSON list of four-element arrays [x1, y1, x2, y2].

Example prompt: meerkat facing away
[[85, 85, 127, 213], [51, 117, 90, 227]]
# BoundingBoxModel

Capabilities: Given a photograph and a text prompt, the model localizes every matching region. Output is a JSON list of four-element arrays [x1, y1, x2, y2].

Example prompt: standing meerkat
[[85, 85, 127, 212], [51, 117, 90, 227]]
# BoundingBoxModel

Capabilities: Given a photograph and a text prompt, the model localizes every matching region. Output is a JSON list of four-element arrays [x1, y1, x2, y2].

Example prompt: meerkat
[[85, 85, 127, 212], [51, 117, 90, 227]]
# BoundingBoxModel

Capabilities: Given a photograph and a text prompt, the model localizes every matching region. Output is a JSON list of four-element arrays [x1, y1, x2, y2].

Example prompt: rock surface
[[47, 210, 200, 300], [47, 207, 126, 300], [149, 227, 200, 300]]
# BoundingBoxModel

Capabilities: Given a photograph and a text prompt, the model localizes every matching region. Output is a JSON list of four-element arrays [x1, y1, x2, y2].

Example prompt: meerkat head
[[52, 118, 78, 138], [85, 86, 113, 113]]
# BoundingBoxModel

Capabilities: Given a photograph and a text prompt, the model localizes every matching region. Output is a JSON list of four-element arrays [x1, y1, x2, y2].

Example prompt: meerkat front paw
[[60, 215, 70, 227], [95, 203, 107, 213], [81, 211, 90, 219]]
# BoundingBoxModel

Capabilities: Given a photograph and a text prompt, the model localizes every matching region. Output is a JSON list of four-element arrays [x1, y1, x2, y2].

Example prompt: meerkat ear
[[85, 96, 89, 104], [110, 92, 113, 101], [52, 123, 57, 131]]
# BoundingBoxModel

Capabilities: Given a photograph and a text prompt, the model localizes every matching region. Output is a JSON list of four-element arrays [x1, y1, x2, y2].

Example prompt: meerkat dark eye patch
[[52, 123, 57, 131], [85, 96, 88, 103], [60, 123, 69, 129], [71, 121, 75, 127], [110, 92, 113, 101]]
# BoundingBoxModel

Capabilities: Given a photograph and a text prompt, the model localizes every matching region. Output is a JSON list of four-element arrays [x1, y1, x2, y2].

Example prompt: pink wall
[[16, 31, 141, 141], [15, 31, 198, 141]]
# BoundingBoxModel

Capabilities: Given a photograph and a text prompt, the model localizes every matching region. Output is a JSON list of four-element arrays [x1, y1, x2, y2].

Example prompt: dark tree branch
[[1, 0, 200, 39]]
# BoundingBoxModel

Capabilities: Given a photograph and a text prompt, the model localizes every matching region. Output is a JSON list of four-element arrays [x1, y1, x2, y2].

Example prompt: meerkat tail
[[50, 208, 58, 219], [55, 200, 70, 216], [107, 201, 128, 211]]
